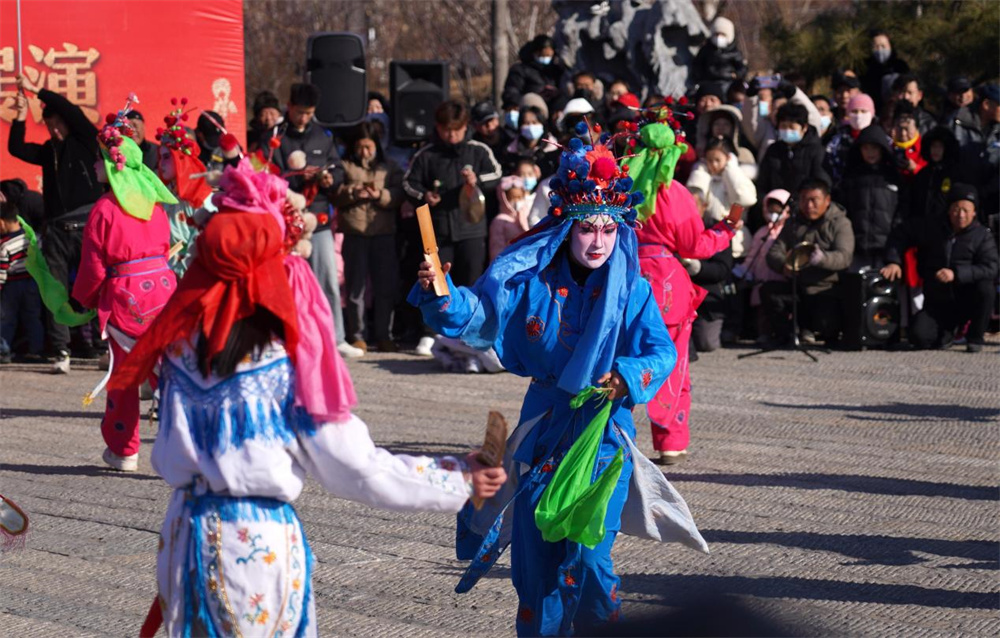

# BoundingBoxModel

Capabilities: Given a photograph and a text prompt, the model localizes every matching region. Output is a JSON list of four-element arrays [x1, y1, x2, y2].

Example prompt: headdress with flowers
[[155, 96, 198, 156], [97, 94, 177, 221], [155, 97, 212, 207], [545, 102, 689, 227]]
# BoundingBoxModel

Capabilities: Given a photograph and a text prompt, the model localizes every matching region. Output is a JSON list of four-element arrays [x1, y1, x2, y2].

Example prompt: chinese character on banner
[[212, 77, 238, 121], [0, 43, 100, 124]]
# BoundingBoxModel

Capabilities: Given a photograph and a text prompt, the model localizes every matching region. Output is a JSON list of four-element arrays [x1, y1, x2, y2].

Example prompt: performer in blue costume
[[410, 115, 709, 636]]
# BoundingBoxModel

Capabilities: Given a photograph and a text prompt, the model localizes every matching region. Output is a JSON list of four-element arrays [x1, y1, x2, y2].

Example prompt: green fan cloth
[[18, 216, 96, 327], [534, 386, 625, 548]]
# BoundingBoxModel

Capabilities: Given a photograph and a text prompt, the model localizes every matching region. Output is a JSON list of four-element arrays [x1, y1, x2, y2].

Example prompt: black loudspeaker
[[305, 32, 367, 127], [390, 61, 449, 142], [841, 269, 900, 350]]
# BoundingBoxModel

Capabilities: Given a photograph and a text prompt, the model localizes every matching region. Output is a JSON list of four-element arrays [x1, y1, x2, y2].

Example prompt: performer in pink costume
[[72, 99, 178, 471], [635, 180, 738, 464]]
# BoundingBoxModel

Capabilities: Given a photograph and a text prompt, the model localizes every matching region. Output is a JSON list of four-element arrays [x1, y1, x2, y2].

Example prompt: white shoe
[[415, 336, 436, 357], [337, 341, 365, 359], [51, 352, 71, 374], [102, 448, 139, 472]]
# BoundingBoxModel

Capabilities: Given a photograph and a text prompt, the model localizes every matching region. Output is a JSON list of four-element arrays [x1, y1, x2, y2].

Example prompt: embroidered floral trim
[[525, 316, 545, 342], [235, 527, 276, 566], [414, 457, 470, 497], [641, 369, 653, 389]]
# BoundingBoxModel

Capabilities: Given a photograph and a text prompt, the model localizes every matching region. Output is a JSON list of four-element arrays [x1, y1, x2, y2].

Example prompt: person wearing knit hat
[[824, 93, 877, 185], [71, 95, 178, 472], [111, 160, 507, 636], [246, 90, 282, 152], [882, 182, 998, 352], [691, 16, 748, 89]]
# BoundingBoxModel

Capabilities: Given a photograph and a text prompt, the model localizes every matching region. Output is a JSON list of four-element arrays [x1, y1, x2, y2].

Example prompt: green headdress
[[98, 94, 177, 220]]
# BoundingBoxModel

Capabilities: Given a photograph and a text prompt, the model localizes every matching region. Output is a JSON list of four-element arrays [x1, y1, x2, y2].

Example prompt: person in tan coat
[[333, 122, 405, 352]]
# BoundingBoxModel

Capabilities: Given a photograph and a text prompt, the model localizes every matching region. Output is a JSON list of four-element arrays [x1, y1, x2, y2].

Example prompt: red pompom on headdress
[[155, 97, 198, 156], [97, 93, 139, 172]]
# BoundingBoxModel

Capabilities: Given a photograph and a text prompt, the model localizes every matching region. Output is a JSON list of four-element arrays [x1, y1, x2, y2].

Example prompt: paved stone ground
[[1, 342, 997, 637]]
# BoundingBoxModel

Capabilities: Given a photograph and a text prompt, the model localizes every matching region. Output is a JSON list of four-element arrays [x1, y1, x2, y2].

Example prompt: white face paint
[[569, 214, 618, 270]]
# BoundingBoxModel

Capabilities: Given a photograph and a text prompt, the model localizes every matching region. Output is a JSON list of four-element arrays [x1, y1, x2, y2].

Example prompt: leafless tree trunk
[[493, 0, 510, 106]]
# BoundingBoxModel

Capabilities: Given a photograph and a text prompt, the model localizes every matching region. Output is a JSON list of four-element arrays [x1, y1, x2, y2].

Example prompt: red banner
[[0, 0, 245, 191]]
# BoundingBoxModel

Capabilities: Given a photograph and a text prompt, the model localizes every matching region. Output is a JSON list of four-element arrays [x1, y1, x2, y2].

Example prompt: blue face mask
[[819, 115, 832, 132], [778, 128, 803, 144], [535, 56, 553, 65], [520, 123, 544, 141], [523, 175, 538, 192], [504, 110, 520, 129], [758, 101, 770, 117]]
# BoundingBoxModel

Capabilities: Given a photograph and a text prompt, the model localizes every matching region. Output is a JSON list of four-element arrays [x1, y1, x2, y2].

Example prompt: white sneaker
[[51, 352, 71, 374], [102, 448, 139, 472], [657, 450, 689, 466], [415, 336, 436, 357], [336, 341, 364, 359]]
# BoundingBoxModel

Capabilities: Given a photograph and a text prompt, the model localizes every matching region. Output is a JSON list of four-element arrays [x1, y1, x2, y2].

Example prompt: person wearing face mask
[[488, 174, 534, 262], [502, 34, 566, 110], [756, 104, 830, 225], [742, 75, 825, 161], [882, 184, 998, 352], [824, 92, 877, 186], [861, 30, 910, 112], [832, 73, 861, 123], [410, 121, 708, 635], [691, 16, 748, 89], [502, 106, 560, 177], [811, 95, 836, 143], [334, 122, 405, 354]]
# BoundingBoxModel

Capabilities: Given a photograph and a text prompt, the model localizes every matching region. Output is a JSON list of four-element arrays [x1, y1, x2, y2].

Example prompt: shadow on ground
[[701, 529, 998, 569], [669, 472, 997, 501], [0, 408, 100, 420], [620, 572, 997, 610], [0, 463, 158, 480], [760, 401, 1000, 423]]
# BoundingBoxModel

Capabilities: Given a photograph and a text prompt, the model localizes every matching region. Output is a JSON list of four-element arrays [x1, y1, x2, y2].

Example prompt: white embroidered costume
[[153, 339, 470, 637]]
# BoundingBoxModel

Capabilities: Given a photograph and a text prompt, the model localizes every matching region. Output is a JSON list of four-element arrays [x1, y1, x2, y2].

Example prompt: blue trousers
[[0, 277, 43, 356], [510, 424, 634, 637]]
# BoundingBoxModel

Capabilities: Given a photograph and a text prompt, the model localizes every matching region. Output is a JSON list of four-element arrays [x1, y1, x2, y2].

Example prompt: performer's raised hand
[[465, 453, 507, 500], [597, 371, 628, 401], [418, 260, 451, 291]]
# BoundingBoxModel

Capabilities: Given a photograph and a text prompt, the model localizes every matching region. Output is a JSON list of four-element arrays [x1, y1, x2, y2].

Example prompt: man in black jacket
[[890, 74, 936, 135], [882, 184, 998, 352], [502, 35, 565, 111], [8, 83, 103, 370], [860, 30, 910, 112], [833, 124, 900, 268], [755, 104, 830, 202], [262, 83, 358, 358]]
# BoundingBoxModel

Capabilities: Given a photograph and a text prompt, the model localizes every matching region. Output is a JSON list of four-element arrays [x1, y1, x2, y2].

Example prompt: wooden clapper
[[472, 411, 509, 510], [416, 204, 450, 297]]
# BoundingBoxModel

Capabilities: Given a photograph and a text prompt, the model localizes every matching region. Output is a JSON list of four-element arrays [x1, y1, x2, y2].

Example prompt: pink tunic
[[635, 181, 733, 452], [73, 193, 176, 339]]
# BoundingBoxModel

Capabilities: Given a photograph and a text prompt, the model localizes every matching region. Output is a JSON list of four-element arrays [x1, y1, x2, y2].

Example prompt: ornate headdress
[[155, 96, 198, 156], [545, 103, 689, 226], [96, 93, 178, 220], [97, 93, 139, 172]]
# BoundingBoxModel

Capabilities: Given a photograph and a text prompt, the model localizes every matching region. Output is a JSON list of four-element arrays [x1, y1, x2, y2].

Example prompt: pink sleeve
[[72, 204, 108, 309], [663, 182, 735, 260]]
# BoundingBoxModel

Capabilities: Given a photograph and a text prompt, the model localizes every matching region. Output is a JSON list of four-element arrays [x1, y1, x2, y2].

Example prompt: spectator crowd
[[3, 22, 998, 372]]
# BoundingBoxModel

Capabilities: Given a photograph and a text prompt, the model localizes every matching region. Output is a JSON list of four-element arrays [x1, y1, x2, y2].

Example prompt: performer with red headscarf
[[111, 159, 506, 638], [72, 95, 178, 472]]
